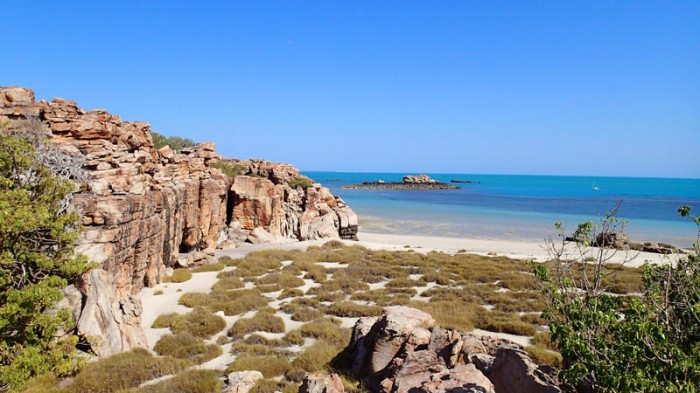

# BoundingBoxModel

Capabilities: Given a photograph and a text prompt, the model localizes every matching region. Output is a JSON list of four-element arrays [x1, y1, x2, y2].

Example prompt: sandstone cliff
[[0, 86, 358, 356]]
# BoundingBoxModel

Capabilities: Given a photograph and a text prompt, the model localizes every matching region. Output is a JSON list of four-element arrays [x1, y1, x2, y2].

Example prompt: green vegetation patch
[[152, 308, 226, 338], [226, 355, 291, 378], [228, 308, 285, 338], [165, 269, 192, 283], [135, 369, 223, 393], [68, 348, 191, 393], [287, 176, 313, 189], [192, 262, 225, 273], [151, 132, 195, 151], [210, 161, 246, 178], [154, 332, 222, 364]]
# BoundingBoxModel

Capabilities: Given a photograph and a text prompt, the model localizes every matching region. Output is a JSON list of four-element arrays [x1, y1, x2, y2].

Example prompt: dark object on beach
[[450, 179, 481, 184], [342, 174, 459, 190]]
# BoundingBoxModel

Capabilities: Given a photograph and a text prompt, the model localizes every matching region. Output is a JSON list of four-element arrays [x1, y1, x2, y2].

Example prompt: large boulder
[[75, 269, 147, 357], [224, 371, 263, 393], [346, 307, 562, 393]]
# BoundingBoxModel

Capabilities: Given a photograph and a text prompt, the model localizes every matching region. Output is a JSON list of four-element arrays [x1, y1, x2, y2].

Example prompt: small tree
[[534, 206, 700, 392], [0, 124, 92, 392]]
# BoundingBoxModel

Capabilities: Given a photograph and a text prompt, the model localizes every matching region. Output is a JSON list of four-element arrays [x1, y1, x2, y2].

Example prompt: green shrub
[[69, 348, 190, 393], [226, 355, 291, 378], [153, 290, 164, 295], [279, 288, 304, 299], [324, 302, 382, 318], [166, 269, 192, 283], [210, 161, 246, 178], [154, 332, 222, 364], [228, 310, 285, 338], [298, 318, 351, 348], [151, 132, 195, 151], [525, 345, 563, 368], [291, 340, 339, 373], [291, 307, 324, 322], [208, 289, 269, 316], [178, 292, 210, 308], [256, 272, 305, 289], [287, 176, 313, 189], [153, 308, 226, 338], [136, 369, 223, 393], [192, 263, 225, 273]]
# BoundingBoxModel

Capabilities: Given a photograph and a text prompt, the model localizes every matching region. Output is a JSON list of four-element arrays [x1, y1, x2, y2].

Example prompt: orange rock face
[[0, 86, 358, 356]]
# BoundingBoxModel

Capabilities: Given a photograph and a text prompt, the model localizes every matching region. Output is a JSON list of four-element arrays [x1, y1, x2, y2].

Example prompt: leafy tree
[[151, 132, 195, 151], [0, 125, 92, 392], [534, 206, 700, 392]]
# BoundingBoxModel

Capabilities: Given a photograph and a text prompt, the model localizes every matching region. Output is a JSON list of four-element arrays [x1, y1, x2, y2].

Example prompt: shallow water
[[304, 172, 700, 248]]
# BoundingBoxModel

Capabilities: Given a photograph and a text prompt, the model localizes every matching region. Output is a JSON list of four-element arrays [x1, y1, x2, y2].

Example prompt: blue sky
[[3, 1, 699, 177]]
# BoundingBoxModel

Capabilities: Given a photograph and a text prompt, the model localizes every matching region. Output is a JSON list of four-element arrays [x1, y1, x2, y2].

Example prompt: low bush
[[256, 272, 305, 288], [228, 310, 285, 338], [153, 332, 222, 364], [325, 301, 382, 318], [226, 355, 291, 378], [166, 269, 193, 283], [279, 288, 304, 299], [287, 176, 313, 189], [291, 307, 324, 322], [525, 345, 563, 368], [291, 340, 339, 373], [154, 308, 226, 338], [192, 263, 225, 273], [298, 318, 351, 348], [211, 161, 246, 178], [136, 369, 223, 393], [69, 348, 190, 393], [178, 292, 210, 308]]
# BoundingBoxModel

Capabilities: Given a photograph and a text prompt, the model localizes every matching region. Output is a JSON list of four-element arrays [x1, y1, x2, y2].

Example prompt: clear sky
[[3, 1, 699, 177]]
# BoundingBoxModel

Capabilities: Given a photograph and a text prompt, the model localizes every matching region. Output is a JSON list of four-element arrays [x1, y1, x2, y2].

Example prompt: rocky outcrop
[[226, 159, 358, 242], [0, 86, 358, 356], [567, 231, 683, 255], [224, 371, 264, 393], [402, 174, 438, 184], [342, 174, 459, 190], [347, 307, 562, 393]]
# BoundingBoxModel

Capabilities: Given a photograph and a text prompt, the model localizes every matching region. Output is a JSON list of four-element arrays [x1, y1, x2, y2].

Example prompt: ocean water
[[303, 172, 700, 248]]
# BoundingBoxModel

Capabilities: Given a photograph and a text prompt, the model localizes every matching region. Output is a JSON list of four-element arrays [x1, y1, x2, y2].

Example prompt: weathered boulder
[[246, 226, 277, 244], [299, 373, 345, 393], [75, 269, 147, 357], [403, 174, 437, 184], [347, 307, 562, 393], [476, 344, 562, 393], [224, 371, 264, 393], [355, 306, 435, 376]]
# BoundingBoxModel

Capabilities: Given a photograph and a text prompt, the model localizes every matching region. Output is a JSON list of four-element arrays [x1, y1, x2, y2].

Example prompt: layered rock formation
[[0, 86, 358, 356], [225, 158, 358, 243], [348, 306, 563, 393]]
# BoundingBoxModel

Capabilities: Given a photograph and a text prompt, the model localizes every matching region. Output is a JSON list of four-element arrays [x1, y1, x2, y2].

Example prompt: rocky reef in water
[[342, 174, 460, 190], [0, 86, 358, 356]]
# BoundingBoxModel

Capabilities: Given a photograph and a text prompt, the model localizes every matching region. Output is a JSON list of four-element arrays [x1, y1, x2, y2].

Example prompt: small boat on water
[[591, 181, 599, 191]]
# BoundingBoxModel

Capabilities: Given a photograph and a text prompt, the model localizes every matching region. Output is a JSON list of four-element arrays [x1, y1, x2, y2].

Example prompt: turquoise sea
[[303, 172, 700, 248]]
